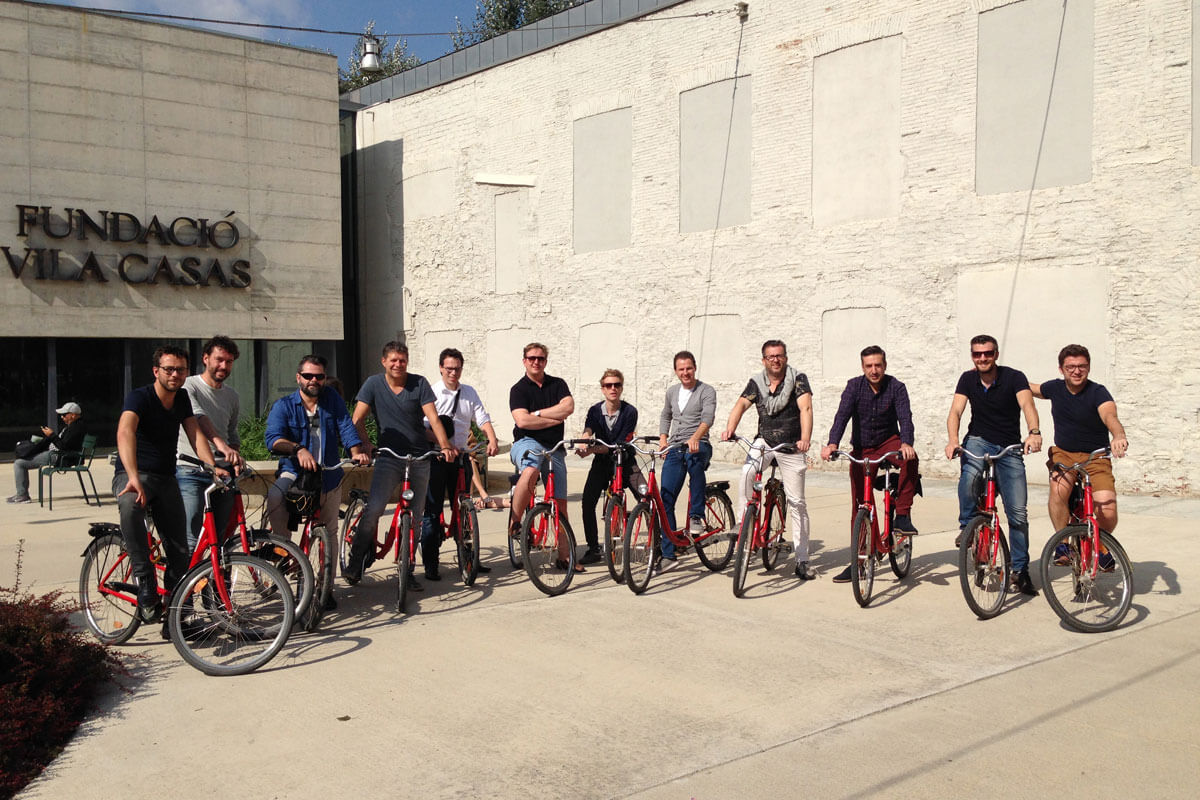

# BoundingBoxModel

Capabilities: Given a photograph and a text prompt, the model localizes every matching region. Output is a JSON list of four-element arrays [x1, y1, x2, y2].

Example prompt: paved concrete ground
[[4, 457, 1198, 799]]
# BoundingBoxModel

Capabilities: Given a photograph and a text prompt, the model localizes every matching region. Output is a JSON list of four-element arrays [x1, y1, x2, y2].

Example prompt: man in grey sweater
[[657, 350, 717, 569]]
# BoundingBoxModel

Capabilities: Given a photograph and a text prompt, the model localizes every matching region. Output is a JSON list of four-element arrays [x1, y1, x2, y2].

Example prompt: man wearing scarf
[[721, 340, 816, 580]]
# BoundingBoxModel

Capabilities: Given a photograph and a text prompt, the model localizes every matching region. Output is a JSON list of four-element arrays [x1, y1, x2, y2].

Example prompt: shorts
[[510, 437, 567, 500], [1047, 447, 1115, 493]]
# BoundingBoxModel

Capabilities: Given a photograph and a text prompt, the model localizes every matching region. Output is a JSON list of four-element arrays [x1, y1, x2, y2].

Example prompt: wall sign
[[3, 205, 252, 287]]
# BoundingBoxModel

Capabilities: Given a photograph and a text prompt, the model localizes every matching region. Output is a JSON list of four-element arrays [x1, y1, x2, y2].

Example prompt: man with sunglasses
[[1030, 344, 1128, 535], [114, 346, 221, 625], [945, 334, 1042, 595], [265, 355, 369, 597], [577, 368, 639, 565], [509, 342, 576, 563], [419, 348, 500, 581]]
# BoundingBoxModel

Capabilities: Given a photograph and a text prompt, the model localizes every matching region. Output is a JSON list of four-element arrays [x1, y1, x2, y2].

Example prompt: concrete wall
[[354, 0, 1200, 494], [0, 3, 342, 340]]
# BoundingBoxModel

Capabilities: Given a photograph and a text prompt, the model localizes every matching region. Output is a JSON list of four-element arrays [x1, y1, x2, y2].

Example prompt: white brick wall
[[355, 0, 1200, 495]]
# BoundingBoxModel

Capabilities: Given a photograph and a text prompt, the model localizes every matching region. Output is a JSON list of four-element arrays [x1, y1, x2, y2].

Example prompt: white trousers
[[736, 438, 812, 561]]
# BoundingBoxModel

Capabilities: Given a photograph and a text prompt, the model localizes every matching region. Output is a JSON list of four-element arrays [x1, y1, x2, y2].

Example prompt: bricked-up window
[[812, 37, 902, 228], [1194, 0, 1199, 165], [573, 108, 632, 253], [495, 189, 528, 294], [976, 0, 1094, 194], [679, 77, 752, 233]]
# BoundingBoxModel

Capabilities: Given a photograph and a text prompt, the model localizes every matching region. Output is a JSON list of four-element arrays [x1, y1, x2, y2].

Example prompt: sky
[[41, 1, 485, 68]]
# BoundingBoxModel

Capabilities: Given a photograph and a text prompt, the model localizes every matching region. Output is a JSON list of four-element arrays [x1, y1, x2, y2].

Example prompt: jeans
[[348, 455, 430, 574], [659, 442, 712, 560], [13, 451, 52, 495], [735, 439, 812, 561], [957, 435, 1031, 572], [177, 466, 235, 553], [113, 471, 189, 608], [420, 458, 462, 571]]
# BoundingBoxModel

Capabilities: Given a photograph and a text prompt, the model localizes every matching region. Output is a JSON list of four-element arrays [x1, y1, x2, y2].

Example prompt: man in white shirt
[[421, 348, 500, 580]]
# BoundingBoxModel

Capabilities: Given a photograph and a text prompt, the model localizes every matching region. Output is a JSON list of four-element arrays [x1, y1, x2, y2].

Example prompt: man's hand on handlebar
[[820, 443, 837, 461], [899, 443, 916, 461]]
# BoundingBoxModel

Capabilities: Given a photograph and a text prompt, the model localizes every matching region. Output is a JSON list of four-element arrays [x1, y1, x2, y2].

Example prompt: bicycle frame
[[1055, 448, 1110, 580], [637, 443, 723, 547]]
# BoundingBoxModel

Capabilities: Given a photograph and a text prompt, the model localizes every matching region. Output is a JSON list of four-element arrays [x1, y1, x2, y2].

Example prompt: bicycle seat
[[88, 521, 121, 537], [706, 480, 730, 492]]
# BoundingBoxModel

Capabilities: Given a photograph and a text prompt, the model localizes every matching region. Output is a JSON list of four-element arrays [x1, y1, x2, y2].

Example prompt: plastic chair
[[38, 434, 101, 510]]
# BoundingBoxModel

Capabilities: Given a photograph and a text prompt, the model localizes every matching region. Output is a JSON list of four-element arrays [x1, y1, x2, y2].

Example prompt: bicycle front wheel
[[299, 525, 333, 632], [79, 532, 141, 645], [521, 504, 577, 596], [958, 516, 1010, 619], [1040, 526, 1133, 633], [623, 502, 657, 594], [761, 487, 787, 571], [850, 508, 875, 607], [339, 494, 365, 579], [732, 506, 757, 598], [695, 489, 735, 571], [168, 554, 294, 676], [888, 513, 913, 579], [397, 516, 413, 614], [455, 500, 481, 586], [602, 495, 627, 584], [228, 531, 314, 623]]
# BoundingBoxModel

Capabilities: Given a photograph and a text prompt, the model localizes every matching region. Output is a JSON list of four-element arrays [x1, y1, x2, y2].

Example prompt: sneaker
[[1098, 552, 1116, 572], [137, 598, 162, 623], [406, 573, 423, 592], [477, 563, 492, 574], [6, 494, 31, 504], [832, 566, 852, 583], [323, 595, 338, 611], [794, 561, 817, 581], [1053, 543, 1072, 566], [424, 569, 442, 582], [688, 516, 705, 536], [579, 548, 604, 565], [656, 557, 680, 574], [1012, 567, 1039, 597], [893, 515, 918, 534], [342, 566, 361, 586]]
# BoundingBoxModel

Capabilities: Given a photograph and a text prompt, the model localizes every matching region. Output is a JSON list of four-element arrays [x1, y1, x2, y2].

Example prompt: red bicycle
[[428, 445, 486, 585], [730, 436, 792, 598], [507, 439, 586, 596], [829, 449, 912, 607], [79, 458, 294, 676], [582, 436, 647, 585], [956, 443, 1024, 619], [1039, 447, 1133, 632], [621, 441, 736, 594]]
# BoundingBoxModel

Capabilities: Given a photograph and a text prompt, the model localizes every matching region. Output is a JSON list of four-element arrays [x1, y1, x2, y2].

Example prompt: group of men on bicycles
[[110, 330, 1127, 626]]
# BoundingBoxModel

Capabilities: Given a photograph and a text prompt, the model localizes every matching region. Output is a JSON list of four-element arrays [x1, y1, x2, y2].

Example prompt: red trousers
[[849, 434, 919, 516]]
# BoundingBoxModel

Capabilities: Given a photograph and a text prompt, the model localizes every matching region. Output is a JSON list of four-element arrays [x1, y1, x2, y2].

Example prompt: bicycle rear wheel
[[339, 494, 365, 578], [521, 504, 577, 596], [623, 502, 657, 594], [397, 516, 413, 614], [958, 515, 1010, 619], [227, 530, 313, 623], [850, 508, 875, 607], [760, 487, 787, 571], [602, 494, 627, 584], [1040, 526, 1133, 633], [168, 554, 294, 676], [732, 507, 757, 598], [79, 532, 141, 644], [298, 525, 332, 632], [695, 489, 735, 571], [455, 499, 481, 585]]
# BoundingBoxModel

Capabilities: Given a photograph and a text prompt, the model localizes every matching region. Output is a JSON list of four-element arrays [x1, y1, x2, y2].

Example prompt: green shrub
[[238, 400, 375, 463], [0, 544, 122, 799]]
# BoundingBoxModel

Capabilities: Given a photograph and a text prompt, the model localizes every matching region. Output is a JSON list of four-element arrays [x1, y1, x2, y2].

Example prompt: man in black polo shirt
[[945, 334, 1043, 595], [508, 342, 576, 565], [114, 345, 221, 623]]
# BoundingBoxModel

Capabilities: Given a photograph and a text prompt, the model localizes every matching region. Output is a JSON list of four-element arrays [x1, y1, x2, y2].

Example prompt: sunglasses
[[299, 372, 326, 381], [602, 382, 623, 389], [971, 349, 996, 359], [156, 365, 186, 374], [525, 355, 547, 363], [1062, 364, 1089, 373]]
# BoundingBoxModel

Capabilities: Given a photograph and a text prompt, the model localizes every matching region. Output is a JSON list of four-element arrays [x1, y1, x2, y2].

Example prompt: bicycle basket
[[285, 469, 321, 521], [872, 471, 899, 494]]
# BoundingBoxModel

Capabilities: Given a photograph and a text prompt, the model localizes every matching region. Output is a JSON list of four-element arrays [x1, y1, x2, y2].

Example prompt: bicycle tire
[[602, 494, 627, 584], [761, 487, 787, 571], [958, 515, 1010, 619], [1040, 525, 1133, 633], [339, 494, 365, 578], [623, 501, 657, 594], [79, 532, 141, 645], [695, 489, 736, 571], [732, 507, 757, 598], [226, 530, 314, 623], [850, 507, 875, 607], [456, 499, 481, 586], [167, 554, 294, 676], [397, 516, 413, 614], [508, 510, 524, 569], [521, 504, 577, 596], [888, 508, 913, 579], [298, 525, 333, 632]]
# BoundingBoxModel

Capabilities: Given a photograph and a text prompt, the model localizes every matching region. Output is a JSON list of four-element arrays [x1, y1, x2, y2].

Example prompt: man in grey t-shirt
[[176, 335, 244, 550], [344, 341, 456, 589]]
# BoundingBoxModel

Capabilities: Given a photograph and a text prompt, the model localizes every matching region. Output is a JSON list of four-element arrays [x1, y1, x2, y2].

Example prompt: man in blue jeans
[[945, 334, 1043, 595], [657, 351, 717, 571]]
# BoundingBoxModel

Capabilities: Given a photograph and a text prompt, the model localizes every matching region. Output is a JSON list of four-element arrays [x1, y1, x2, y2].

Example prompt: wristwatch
[[1028, 429, 1041, 436]]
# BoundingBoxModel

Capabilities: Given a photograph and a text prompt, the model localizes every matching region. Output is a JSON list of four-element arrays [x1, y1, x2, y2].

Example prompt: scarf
[[752, 366, 798, 416]]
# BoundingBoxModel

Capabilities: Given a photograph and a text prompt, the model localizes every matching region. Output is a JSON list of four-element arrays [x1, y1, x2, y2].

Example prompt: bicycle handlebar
[[953, 443, 1026, 462], [727, 433, 799, 455], [830, 449, 903, 466], [373, 447, 443, 464], [177, 453, 236, 488]]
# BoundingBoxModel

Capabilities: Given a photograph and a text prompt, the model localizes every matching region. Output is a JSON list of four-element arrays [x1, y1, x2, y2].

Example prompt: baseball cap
[[56, 402, 82, 415]]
